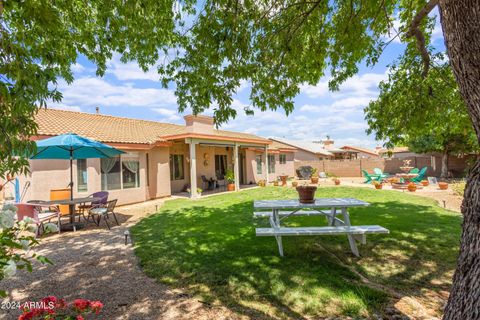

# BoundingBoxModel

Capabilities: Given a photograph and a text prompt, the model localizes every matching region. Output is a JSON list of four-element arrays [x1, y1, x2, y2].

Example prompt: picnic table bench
[[253, 198, 389, 257]]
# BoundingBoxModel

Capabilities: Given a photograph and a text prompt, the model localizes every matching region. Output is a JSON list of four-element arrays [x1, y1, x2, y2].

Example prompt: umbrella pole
[[70, 150, 73, 201]]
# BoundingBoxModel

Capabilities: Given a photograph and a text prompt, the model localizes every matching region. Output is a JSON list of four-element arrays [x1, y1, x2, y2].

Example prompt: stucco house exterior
[[13, 109, 296, 205]]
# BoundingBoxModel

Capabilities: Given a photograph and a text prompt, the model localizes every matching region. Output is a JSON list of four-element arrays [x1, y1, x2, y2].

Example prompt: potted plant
[[225, 169, 235, 191], [257, 179, 266, 187], [186, 188, 203, 196], [279, 174, 288, 186], [296, 185, 317, 203], [439, 181, 449, 190], [310, 168, 319, 184], [291, 181, 298, 188], [273, 180, 279, 186], [333, 178, 341, 185], [407, 182, 417, 192], [373, 181, 383, 189], [421, 180, 429, 186]]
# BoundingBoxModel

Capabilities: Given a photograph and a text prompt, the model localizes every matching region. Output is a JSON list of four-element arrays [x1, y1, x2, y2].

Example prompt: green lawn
[[131, 187, 461, 318]]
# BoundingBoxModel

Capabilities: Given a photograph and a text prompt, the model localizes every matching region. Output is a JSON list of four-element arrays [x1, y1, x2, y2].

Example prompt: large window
[[170, 154, 185, 180], [279, 154, 287, 164], [268, 155, 275, 174], [101, 157, 121, 190], [77, 159, 88, 192], [256, 155, 262, 174], [215, 154, 228, 178], [122, 155, 140, 189], [101, 154, 140, 190]]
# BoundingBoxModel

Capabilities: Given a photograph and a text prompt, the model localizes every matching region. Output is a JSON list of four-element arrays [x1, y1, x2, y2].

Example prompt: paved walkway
[[1, 198, 240, 320]]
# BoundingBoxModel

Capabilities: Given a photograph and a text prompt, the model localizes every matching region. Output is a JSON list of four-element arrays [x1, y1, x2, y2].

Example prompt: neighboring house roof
[[270, 137, 333, 156], [34, 109, 269, 146], [378, 146, 410, 154], [340, 145, 379, 156], [268, 140, 298, 152]]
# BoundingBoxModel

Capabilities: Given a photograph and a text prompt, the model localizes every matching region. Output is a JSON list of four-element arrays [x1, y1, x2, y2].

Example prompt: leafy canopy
[[2, 0, 437, 178], [364, 49, 477, 154], [0, 0, 193, 178]]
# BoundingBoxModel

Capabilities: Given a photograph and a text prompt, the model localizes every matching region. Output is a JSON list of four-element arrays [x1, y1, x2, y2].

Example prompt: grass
[[131, 186, 461, 319]]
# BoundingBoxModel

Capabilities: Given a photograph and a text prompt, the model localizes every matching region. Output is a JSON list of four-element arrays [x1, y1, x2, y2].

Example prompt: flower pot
[[280, 175, 288, 186], [439, 182, 449, 190], [374, 184, 383, 190], [227, 183, 235, 191], [421, 180, 429, 186], [296, 186, 317, 204], [407, 184, 417, 192], [334, 179, 341, 185], [291, 181, 298, 188], [273, 181, 279, 186], [311, 177, 319, 184]]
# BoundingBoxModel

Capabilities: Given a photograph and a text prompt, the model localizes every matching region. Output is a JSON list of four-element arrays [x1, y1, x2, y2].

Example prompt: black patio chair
[[87, 199, 119, 230]]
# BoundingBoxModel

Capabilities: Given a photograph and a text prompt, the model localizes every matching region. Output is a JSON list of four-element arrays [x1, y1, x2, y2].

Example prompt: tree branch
[[405, 0, 439, 77]]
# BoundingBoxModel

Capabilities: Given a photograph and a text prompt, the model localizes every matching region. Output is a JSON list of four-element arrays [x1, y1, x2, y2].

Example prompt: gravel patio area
[[1, 198, 241, 320]]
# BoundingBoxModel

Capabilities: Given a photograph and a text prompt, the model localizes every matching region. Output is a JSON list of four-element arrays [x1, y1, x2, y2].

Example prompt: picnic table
[[254, 198, 389, 257]]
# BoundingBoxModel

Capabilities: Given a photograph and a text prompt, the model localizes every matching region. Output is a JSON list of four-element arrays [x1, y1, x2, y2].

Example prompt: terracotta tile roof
[[34, 108, 269, 145]]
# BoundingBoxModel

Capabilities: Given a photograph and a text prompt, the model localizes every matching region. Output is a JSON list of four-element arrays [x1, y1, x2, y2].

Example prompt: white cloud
[[300, 72, 387, 99], [106, 54, 159, 81], [54, 77, 177, 108], [50, 104, 82, 112], [151, 107, 181, 121], [71, 63, 86, 73]]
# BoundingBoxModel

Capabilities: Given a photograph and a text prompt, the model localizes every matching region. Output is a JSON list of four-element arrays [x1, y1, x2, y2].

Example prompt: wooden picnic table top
[[253, 198, 370, 210]]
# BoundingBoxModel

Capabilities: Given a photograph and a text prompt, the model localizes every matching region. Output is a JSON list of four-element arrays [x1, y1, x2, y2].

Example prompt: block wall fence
[[294, 154, 476, 178]]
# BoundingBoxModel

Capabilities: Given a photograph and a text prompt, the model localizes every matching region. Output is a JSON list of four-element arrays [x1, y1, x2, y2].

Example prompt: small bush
[[452, 181, 466, 196]]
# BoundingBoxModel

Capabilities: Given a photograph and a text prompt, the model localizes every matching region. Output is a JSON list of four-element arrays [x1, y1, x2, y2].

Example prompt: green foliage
[[159, 0, 436, 125], [0, 0, 194, 179], [225, 169, 235, 183], [0, 204, 54, 297], [365, 51, 477, 155]]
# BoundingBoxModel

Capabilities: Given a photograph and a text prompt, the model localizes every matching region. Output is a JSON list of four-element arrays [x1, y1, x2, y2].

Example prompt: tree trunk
[[440, 151, 449, 178], [439, 1, 480, 319]]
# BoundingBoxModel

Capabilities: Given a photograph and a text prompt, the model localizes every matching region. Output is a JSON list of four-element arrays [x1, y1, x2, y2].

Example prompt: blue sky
[[50, 13, 444, 149]]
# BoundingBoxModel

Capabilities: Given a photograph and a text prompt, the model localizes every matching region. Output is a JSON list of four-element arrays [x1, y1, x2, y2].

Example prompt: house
[[270, 137, 379, 161], [14, 109, 297, 205], [377, 147, 417, 158]]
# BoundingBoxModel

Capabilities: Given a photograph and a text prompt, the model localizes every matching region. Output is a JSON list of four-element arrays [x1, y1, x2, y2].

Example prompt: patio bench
[[256, 225, 389, 237]]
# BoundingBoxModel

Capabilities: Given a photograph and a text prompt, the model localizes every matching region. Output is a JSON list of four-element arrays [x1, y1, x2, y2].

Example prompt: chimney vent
[[95, 107, 100, 114]]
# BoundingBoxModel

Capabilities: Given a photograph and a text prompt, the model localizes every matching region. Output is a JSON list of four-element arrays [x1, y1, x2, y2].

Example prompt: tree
[[365, 52, 478, 178], [2, 0, 480, 318], [407, 133, 477, 177], [0, 0, 193, 179]]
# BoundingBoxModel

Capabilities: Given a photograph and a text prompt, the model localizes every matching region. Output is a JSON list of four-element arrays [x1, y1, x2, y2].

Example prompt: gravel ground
[[0, 198, 241, 320]]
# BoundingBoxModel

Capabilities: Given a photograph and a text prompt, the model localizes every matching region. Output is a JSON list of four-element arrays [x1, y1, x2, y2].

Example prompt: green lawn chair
[[411, 167, 427, 183], [373, 168, 389, 181], [362, 170, 379, 183], [409, 168, 419, 174]]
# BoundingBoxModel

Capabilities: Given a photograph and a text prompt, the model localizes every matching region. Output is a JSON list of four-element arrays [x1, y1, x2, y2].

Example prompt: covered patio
[[167, 135, 271, 198]]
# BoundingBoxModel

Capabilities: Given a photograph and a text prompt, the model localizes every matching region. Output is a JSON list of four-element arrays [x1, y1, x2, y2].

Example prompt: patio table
[[43, 197, 101, 231], [254, 198, 389, 257]]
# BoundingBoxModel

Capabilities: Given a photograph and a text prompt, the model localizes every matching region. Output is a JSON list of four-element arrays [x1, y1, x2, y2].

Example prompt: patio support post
[[264, 146, 269, 184], [188, 139, 199, 198], [234, 142, 240, 191]]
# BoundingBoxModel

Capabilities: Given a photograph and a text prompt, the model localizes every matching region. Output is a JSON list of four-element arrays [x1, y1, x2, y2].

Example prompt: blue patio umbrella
[[31, 133, 125, 200]]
